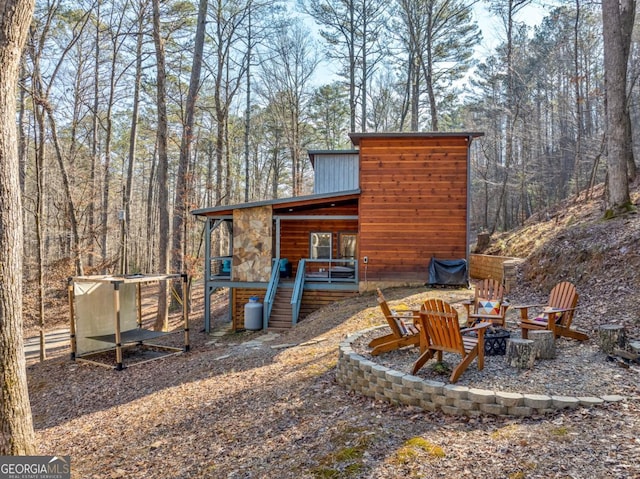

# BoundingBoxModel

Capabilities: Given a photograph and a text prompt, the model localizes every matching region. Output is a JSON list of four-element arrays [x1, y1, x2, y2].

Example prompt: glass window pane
[[339, 233, 357, 259], [310, 232, 332, 259]]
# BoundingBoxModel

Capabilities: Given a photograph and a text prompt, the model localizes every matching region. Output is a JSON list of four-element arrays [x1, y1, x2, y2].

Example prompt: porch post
[[275, 216, 281, 259], [204, 217, 212, 332]]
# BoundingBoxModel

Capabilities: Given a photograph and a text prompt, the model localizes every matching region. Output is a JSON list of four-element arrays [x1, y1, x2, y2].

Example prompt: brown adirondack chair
[[368, 289, 421, 356], [412, 298, 490, 383], [463, 278, 509, 327], [515, 281, 588, 341]]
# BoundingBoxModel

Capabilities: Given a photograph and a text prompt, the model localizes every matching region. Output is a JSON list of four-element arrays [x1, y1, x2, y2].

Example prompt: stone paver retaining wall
[[336, 327, 627, 417]]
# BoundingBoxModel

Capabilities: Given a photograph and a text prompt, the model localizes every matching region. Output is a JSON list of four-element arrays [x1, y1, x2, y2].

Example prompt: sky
[[300, 1, 553, 87], [473, 1, 550, 59]]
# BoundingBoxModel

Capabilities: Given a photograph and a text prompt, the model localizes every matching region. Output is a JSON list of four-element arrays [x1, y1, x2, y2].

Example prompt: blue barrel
[[244, 296, 263, 330]]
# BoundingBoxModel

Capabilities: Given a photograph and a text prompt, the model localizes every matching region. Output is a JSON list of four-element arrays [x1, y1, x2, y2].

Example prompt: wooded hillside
[[17, 0, 639, 315]]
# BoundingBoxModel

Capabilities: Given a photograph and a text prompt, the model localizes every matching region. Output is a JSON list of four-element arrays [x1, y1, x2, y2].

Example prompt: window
[[339, 233, 357, 259], [310, 232, 332, 259]]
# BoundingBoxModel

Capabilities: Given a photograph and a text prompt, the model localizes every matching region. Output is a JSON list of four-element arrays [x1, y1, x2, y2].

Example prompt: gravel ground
[[351, 328, 640, 398]]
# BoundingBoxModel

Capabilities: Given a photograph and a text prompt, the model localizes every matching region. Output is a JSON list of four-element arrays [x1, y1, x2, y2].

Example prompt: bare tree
[[601, 0, 636, 215], [257, 20, 320, 195], [393, 0, 481, 131], [88, 0, 101, 268], [171, 0, 208, 282], [100, 0, 135, 269], [210, 0, 251, 207], [27, 1, 91, 277], [121, 0, 148, 274], [301, 0, 388, 133], [152, 0, 170, 330], [486, 0, 531, 232], [0, 0, 37, 455]]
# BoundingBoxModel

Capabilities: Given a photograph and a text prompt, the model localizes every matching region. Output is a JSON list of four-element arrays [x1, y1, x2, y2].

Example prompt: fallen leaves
[[26, 184, 640, 478]]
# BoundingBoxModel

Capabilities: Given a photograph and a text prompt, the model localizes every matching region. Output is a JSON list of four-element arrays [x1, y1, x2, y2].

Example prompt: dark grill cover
[[427, 258, 468, 286]]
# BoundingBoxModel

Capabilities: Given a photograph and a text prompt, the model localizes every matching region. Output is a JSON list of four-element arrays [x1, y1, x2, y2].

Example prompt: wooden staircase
[[267, 286, 294, 330]]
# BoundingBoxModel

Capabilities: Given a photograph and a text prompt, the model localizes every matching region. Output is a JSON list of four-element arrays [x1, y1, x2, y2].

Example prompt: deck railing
[[303, 259, 358, 283], [209, 256, 233, 280], [291, 259, 307, 324], [262, 258, 281, 329]]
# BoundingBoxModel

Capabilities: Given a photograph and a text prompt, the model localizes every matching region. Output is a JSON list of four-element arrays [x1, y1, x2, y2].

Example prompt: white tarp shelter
[[69, 274, 189, 370]]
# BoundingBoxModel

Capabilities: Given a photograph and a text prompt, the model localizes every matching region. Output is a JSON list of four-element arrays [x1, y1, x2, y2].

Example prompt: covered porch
[[192, 191, 361, 332]]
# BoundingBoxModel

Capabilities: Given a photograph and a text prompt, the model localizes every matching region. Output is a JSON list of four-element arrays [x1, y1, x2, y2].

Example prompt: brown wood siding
[[232, 287, 357, 329], [232, 287, 267, 331], [358, 136, 469, 281], [299, 290, 359, 318], [279, 219, 359, 275], [277, 203, 357, 216]]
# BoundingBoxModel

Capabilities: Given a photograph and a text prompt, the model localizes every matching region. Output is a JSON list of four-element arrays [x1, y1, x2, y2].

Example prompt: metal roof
[[191, 189, 361, 217], [307, 149, 359, 167], [349, 131, 484, 145]]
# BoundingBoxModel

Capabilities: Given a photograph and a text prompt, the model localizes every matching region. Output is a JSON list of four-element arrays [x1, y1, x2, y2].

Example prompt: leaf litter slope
[[28, 182, 640, 478]]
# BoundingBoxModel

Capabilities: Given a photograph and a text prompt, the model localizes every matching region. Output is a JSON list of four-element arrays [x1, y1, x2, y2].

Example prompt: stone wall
[[232, 206, 273, 282], [336, 327, 627, 417]]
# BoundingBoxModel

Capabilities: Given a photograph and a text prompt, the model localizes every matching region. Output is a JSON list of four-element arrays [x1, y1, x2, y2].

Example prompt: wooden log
[[613, 349, 639, 361], [529, 330, 556, 359], [597, 324, 627, 354], [505, 338, 536, 369]]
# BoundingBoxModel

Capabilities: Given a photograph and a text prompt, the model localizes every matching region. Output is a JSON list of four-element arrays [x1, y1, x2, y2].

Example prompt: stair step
[[269, 307, 290, 315], [272, 301, 292, 307], [269, 316, 292, 324], [273, 294, 293, 302], [268, 322, 292, 330], [267, 286, 297, 330]]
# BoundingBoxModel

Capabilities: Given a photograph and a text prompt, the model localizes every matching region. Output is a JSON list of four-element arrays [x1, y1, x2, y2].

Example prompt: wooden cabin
[[191, 132, 482, 332]]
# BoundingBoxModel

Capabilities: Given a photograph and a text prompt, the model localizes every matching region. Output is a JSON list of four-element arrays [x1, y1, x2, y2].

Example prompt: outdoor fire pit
[[483, 328, 511, 356]]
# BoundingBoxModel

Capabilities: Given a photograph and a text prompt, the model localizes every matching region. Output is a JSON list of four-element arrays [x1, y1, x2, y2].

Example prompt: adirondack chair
[[463, 278, 509, 327], [515, 281, 588, 341], [412, 298, 490, 383], [368, 289, 421, 356]]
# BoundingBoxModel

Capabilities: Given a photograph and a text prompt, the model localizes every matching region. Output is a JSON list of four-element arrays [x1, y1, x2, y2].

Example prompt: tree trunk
[[244, 9, 252, 202], [349, 0, 356, 132], [145, 143, 158, 272], [152, 0, 170, 331], [101, 55, 116, 270], [411, 54, 419, 131], [601, 0, 635, 213], [505, 338, 536, 369], [572, 0, 583, 197], [18, 61, 27, 194], [44, 105, 85, 276], [0, 0, 37, 455], [33, 65, 47, 362], [89, 0, 101, 268], [597, 324, 627, 354], [122, 0, 146, 274], [361, 12, 367, 132], [529, 330, 556, 359], [172, 0, 208, 281]]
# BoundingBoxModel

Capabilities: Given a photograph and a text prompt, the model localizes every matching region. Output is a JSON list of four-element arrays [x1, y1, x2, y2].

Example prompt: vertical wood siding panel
[[358, 136, 470, 282]]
